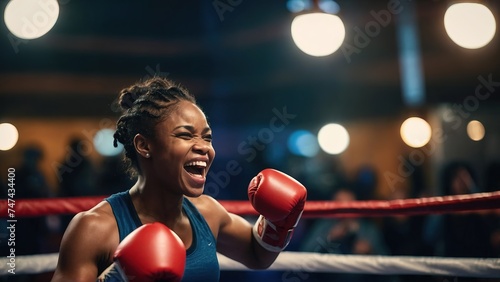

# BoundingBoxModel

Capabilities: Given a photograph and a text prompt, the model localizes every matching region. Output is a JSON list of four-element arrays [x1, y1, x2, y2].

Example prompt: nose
[[193, 139, 212, 155]]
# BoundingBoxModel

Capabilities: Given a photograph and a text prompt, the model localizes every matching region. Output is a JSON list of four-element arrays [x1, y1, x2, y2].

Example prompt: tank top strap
[[181, 197, 220, 281], [105, 190, 142, 241]]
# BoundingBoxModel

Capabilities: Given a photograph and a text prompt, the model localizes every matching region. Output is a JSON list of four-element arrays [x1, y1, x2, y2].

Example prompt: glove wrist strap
[[252, 215, 293, 252], [114, 261, 130, 282]]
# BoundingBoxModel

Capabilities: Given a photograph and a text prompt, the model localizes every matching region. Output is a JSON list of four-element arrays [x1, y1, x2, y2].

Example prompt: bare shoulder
[[52, 201, 119, 281], [68, 201, 118, 242]]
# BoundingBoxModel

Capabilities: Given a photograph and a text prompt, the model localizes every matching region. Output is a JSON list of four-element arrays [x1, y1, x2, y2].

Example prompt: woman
[[51, 77, 306, 281]]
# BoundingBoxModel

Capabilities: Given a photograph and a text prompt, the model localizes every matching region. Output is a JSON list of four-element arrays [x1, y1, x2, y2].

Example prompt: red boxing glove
[[248, 168, 307, 252], [113, 223, 186, 282]]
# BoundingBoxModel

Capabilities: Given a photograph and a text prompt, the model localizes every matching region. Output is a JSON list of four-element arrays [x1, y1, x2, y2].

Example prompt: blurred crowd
[[0, 139, 134, 282], [1, 139, 500, 282]]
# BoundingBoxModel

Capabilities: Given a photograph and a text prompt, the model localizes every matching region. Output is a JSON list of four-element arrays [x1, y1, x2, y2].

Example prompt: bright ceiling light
[[291, 12, 345, 56], [400, 117, 432, 148], [467, 120, 485, 141], [0, 123, 19, 151], [317, 123, 349, 155], [4, 0, 60, 39], [444, 3, 496, 49]]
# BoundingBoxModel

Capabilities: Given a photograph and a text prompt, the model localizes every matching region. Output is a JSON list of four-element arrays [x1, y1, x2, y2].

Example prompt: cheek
[[153, 142, 183, 164], [210, 146, 216, 159]]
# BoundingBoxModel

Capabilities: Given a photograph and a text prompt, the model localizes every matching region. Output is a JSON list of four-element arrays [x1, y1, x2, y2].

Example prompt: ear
[[133, 134, 151, 159]]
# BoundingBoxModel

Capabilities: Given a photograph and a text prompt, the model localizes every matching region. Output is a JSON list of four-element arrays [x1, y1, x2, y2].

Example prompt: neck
[[129, 175, 184, 226]]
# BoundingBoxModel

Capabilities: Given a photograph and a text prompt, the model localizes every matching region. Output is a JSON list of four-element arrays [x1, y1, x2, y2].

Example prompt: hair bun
[[118, 85, 148, 110], [118, 77, 179, 110]]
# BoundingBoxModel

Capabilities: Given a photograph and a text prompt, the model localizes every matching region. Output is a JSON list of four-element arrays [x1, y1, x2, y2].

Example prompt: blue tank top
[[101, 190, 220, 282]]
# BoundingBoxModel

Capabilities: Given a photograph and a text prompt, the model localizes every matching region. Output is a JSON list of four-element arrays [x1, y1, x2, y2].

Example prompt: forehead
[[161, 101, 209, 128]]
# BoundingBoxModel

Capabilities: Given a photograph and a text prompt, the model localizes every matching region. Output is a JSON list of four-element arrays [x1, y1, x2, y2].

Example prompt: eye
[[203, 134, 213, 142], [176, 132, 193, 140]]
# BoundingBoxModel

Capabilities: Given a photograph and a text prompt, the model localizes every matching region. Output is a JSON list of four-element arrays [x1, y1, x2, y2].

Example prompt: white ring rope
[[220, 253, 500, 277], [2, 252, 500, 278]]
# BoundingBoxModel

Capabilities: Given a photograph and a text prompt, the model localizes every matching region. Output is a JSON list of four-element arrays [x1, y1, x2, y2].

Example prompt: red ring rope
[[2, 191, 500, 218]]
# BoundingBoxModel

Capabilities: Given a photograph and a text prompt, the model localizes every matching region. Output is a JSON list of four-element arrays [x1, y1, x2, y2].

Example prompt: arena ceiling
[[1, 0, 500, 126]]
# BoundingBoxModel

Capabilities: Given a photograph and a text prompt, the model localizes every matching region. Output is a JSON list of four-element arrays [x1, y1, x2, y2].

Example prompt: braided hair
[[113, 77, 196, 177]]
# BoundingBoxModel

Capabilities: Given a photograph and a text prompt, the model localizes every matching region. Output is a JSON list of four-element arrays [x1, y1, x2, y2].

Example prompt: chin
[[184, 187, 205, 198]]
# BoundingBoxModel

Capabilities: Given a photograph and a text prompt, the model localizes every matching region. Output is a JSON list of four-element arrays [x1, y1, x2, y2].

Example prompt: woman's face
[[149, 101, 215, 197]]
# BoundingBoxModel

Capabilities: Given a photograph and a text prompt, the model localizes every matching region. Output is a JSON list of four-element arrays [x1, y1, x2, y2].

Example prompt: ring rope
[[2, 191, 500, 218], [2, 252, 499, 277], [2, 192, 500, 277]]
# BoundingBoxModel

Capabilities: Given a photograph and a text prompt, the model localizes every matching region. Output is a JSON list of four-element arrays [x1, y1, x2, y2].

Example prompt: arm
[[51, 210, 115, 282], [217, 169, 307, 269], [217, 211, 279, 269]]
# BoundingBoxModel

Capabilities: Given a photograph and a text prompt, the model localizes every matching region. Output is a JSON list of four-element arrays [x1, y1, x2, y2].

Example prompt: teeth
[[185, 161, 207, 167]]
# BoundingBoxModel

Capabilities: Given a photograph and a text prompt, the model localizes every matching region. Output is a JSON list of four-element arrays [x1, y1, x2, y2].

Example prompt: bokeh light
[[286, 0, 310, 13], [286, 0, 339, 14], [287, 130, 320, 157], [467, 120, 485, 141], [317, 123, 349, 155], [444, 3, 496, 49], [0, 123, 19, 151], [291, 12, 345, 56], [93, 129, 123, 157], [400, 117, 432, 148], [318, 0, 340, 14], [4, 0, 60, 39]]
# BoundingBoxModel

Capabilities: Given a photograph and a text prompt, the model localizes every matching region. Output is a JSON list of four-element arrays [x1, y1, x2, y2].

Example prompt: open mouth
[[184, 161, 207, 177]]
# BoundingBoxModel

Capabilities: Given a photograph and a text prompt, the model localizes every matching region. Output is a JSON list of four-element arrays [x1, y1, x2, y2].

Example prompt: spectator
[[57, 138, 99, 198], [381, 188, 435, 282], [300, 188, 389, 282], [423, 162, 491, 282], [13, 145, 52, 282], [97, 155, 135, 196], [56, 138, 99, 235]]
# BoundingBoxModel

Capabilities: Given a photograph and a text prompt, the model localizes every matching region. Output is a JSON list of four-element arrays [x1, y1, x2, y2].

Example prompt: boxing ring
[[1, 191, 500, 278]]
